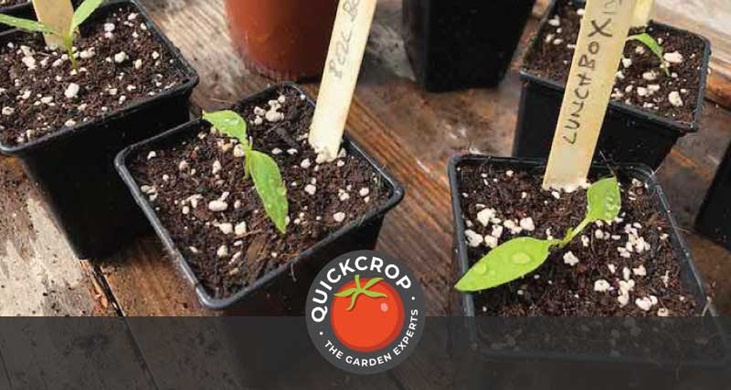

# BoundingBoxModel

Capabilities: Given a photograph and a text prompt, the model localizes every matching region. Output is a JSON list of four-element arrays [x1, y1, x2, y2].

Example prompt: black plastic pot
[[0, 0, 199, 259], [513, 0, 711, 169], [450, 155, 713, 317], [403, 0, 535, 92], [696, 141, 731, 251], [449, 155, 727, 368], [115, 84, 405, 313]]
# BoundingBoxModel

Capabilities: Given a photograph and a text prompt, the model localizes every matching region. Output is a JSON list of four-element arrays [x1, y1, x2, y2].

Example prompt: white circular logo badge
[[305, 250, 425, 374]]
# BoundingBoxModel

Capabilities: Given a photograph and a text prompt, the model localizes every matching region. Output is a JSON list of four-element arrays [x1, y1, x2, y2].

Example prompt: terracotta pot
[[225, 0, 338, 81]]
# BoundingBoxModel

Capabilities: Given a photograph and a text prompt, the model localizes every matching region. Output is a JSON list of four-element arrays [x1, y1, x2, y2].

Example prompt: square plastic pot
[[696, 141, 731, 251], [513, 0, 711, 169], [115, 83, 405, 313], [403, 0, 535, 92], [0, 0, 199, 259], [448, 155, 726, 368]]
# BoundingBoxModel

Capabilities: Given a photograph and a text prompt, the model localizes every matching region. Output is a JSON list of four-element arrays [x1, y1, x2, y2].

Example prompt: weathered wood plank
[[0, 157, 113, 316], [98, 237, 212, 316]]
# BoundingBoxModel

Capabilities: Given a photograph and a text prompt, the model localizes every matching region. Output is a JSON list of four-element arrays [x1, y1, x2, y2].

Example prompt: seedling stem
[[0, 0, 104, 71]]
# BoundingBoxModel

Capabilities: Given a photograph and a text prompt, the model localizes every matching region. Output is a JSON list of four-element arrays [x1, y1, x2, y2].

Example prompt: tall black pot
[[513, 0, 711, 169], [447, 155, 727, 386], [403, 0, 536, 92], [696, 140, 731, 251]]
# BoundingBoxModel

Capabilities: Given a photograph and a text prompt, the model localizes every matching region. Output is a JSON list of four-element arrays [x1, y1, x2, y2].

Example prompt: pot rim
[[0, 0, 200, 156], [519, 0, 711, 135], [115, 82, 405, 310]]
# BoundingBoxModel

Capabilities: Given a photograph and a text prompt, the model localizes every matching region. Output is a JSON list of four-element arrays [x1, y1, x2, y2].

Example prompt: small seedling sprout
[[627, 32, 669, 76], [0, 0, 104, 70], [455, 177, 621, 292], [203, 110, 289, 234]]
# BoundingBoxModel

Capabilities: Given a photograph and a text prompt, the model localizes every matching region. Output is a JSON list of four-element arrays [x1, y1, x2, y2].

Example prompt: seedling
[[0, 0, 104, 70], [626, 0, 669, 75], [455, 177, 621, 292], [203, 110, 289, 234], [627, 32, 669, 76]]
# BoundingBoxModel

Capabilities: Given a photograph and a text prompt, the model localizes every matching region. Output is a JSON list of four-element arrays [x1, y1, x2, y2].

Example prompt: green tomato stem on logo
[[335, 275, 388, 311]]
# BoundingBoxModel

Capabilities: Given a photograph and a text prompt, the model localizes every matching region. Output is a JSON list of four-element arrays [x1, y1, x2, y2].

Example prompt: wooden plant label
[[309, 0, 378, 162], [31, 0, 74, 49], [632, 0, 654, 27], [543, 0, 638, 189]]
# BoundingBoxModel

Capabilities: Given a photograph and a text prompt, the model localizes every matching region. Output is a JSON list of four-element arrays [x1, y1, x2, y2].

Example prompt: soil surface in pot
[[523, 0, 705, 124], [129, 87, 389, 299], [457, 163, 699, 316], [0, 3, 188, 146]]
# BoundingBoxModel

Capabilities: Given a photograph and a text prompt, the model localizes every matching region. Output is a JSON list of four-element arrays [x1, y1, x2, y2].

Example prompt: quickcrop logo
[[306, 250, 425, 374]]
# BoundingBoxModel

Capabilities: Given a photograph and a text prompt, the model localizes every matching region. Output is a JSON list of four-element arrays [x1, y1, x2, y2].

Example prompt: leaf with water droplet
[[248, 150, 288, 234], [560, 177, 622, 245], [455, 237, 558, 292], [585, 177, 621, 223], [202, 110, 248, 146]]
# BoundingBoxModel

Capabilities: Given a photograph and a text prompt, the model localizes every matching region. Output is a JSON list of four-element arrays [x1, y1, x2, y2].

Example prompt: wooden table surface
[[1, 0, 730, 318]]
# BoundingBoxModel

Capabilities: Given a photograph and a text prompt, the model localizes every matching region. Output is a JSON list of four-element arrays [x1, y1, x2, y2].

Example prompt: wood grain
[[0, 157, 113, 316]]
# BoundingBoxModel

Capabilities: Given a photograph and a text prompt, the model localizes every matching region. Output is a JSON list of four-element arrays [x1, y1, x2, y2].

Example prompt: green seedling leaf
[[585, 177, 622, 223], [561, 176, 622, 245], [455, 237, 558, 292], [248, 150, 288, 234], [70, 0, 104, 33], [628, 32, 669, 76], [203, 110, 248, 145], [0, 14, 55, 34]]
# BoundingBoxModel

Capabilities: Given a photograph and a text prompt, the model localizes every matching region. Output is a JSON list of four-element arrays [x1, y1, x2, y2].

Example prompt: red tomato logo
[[331, 275, 405, 353]]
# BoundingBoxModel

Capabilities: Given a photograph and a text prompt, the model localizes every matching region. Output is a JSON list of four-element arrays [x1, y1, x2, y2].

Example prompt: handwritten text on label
[[561, 2, 621, 145], [328, 0, 362, 79]]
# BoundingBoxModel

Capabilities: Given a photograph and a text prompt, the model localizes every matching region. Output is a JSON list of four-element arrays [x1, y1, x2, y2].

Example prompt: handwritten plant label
[[543, 0, 638, 189], [31, 0, 74, 49], [309, 0, 378, 162]]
